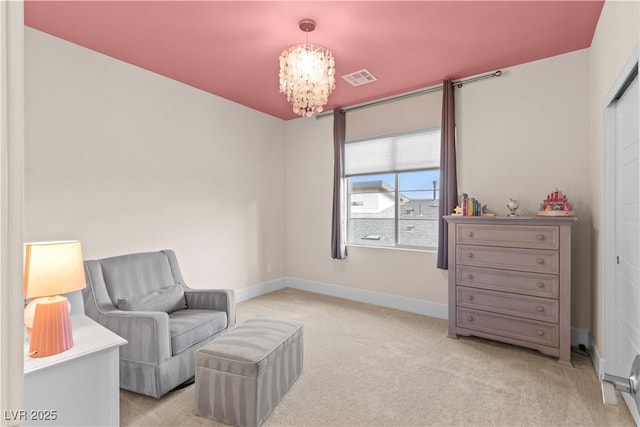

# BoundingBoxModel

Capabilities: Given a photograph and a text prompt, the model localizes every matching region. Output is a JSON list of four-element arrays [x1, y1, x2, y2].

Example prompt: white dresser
[[23, 315, 127, 426], [444, 216, 576, 365]]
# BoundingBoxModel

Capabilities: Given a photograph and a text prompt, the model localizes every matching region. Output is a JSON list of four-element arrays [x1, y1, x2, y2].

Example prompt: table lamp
[[23, 240, 86, 358]]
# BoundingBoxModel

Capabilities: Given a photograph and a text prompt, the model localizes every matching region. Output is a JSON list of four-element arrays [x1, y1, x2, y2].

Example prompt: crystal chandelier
[[279, 19, 336, 117]]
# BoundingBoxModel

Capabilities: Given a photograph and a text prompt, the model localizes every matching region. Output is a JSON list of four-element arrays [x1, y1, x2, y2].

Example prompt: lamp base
[[26, 296, 73, 358]]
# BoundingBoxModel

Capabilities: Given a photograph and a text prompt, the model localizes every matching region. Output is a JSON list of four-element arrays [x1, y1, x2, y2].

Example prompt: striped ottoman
[[195, 317, 304, 427]]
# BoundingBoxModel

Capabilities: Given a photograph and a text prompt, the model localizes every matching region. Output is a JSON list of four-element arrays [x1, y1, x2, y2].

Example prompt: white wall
[[285, 49, 592, 328], [25, 28, 287, 290], [589, 0, 639, 359]]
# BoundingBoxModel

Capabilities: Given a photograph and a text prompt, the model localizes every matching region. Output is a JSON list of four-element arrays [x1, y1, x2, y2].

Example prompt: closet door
[[612, 69, 639, 419]]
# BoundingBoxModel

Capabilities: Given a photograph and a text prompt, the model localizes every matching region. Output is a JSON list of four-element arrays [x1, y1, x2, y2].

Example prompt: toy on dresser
[[537, 189, 576, 217]]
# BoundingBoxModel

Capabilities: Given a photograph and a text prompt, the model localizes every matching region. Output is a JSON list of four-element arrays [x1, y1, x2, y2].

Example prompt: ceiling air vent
[[342, 69, 377, 87]]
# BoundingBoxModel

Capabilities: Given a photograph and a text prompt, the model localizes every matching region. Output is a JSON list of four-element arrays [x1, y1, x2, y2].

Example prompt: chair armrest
[[93, 310, 171, 364], [184, 289, 236, 327]]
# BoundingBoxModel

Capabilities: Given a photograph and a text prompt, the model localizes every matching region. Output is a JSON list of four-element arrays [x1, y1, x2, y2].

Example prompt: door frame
[[602, 44, 639, 422], [0, 0, 25, 420]]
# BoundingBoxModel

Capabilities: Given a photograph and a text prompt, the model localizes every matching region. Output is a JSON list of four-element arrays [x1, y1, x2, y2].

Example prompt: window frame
[[345, 127, 441, 251], [347, 171, 440, 251]]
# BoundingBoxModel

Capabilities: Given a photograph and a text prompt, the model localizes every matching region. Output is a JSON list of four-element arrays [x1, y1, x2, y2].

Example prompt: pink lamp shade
[[23, 240, 86, 358]]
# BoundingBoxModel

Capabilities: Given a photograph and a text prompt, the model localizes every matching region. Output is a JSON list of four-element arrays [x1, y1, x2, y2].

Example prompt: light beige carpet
[[120, 288, 634, 426]]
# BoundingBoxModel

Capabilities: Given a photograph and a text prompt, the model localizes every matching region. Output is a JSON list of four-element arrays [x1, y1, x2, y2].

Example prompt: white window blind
[[345, 128, 441, 177]]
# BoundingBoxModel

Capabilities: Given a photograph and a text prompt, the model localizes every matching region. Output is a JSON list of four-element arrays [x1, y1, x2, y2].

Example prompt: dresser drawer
[[457, 286, 559, 323], [457, 308, 559, 347], [456, 266, 559, 298], [456, 245, 559, 274], [456, 224, 559, 250]]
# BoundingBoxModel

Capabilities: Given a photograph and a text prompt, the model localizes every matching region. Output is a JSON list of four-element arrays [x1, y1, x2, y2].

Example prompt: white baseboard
[[234, 278, 593, 346], [285, 277, 449, 319], [571, 326, 590, 349], [233, 277, 447, 319], [233, 278, 287, 303], [622, 392, 640, 426], [591, 339, 640, 426], [591, 341, 604, 378]]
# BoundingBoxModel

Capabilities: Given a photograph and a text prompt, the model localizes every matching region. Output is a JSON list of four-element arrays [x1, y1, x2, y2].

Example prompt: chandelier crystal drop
[[279, 20, 336, 117]]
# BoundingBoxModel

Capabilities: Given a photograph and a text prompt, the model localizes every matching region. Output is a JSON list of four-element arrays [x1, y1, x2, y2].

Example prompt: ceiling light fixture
[[279, 19, 336, 117]]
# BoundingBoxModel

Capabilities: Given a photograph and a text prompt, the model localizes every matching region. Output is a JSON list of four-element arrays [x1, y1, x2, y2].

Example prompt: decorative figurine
[[507, 198, 520, 217], [537, 189, 576, 216]]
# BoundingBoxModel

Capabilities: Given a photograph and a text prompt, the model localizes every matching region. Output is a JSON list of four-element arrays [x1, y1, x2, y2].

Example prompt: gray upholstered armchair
[[82, 249, 235, 398]]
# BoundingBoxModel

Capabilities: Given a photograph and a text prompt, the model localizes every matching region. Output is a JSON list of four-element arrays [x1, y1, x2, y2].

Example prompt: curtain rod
[[316, 70, 502, 118]]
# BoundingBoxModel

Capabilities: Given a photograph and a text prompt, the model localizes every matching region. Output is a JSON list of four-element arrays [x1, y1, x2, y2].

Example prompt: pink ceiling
[[24, 1, 604, 120]]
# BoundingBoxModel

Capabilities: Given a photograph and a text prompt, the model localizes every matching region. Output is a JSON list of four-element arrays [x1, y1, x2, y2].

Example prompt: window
[[345, 128, 441, 249]]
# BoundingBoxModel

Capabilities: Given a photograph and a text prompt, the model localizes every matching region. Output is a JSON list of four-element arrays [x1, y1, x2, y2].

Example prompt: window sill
[[346, 243, 437, 254]]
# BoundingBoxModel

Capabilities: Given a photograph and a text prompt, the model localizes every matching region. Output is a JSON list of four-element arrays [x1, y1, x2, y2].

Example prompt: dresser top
[[443, 215, 577, 225]]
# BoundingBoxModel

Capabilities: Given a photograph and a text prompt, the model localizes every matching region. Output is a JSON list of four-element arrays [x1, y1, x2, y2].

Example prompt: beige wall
[[589, 0, 639, 358], [286, 49, 592, 328], [25, 28, 287, 290], [346, 90, 442, 140], [285, 110, 449, 304], [458, 50, 591, 329]]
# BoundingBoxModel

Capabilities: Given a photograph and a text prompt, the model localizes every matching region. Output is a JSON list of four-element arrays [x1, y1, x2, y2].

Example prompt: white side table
[[23, 314, 127, 426]]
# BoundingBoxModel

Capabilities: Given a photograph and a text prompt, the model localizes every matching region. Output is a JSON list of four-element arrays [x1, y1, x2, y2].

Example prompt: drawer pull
[[536, 282, 545, 288], [467, 316, 474, 322], [536, 258, 545, 264], [467, 253, 474, 259], [536, 306, 544, 312], [466, 295, 474, 301], [467, 231, 474, 237], [536, 234, 545, 240], [466, 274, 474, 280], [537, 330, 545, 336]]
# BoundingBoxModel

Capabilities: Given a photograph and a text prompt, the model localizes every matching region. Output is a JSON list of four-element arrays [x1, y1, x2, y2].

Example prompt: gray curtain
[[331, 109, 347, 259], [437, 81, 457, 269]]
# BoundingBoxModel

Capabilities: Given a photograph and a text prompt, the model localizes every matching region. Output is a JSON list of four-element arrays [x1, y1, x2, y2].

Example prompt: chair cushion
[[169, 309, 228, 355], [99, 252, 176, 305], [116, 284, 187, 313]]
